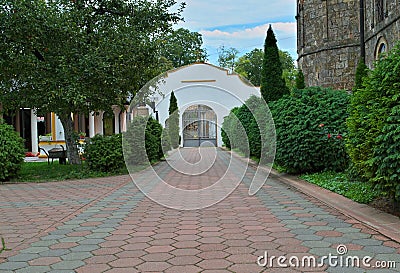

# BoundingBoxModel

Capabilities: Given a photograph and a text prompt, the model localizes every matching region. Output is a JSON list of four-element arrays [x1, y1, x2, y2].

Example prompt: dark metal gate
[[182, 105, 217, 147]]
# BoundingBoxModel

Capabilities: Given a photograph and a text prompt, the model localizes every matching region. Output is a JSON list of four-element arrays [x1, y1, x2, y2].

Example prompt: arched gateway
[[149, 63, 260, 147], [182, 104, 217, 147]]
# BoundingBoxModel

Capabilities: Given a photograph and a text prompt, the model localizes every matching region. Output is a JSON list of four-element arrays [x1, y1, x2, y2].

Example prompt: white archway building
[[151, 63, 260, 147]]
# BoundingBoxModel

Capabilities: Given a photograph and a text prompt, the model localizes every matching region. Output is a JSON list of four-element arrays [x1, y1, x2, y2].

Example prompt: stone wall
[[297, 0, 360, 90], [364, 0, 400, 68], [297, 0, 399, 90]]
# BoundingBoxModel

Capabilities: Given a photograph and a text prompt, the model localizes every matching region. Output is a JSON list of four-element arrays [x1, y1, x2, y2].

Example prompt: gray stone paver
[[0, 148, 399, 272]]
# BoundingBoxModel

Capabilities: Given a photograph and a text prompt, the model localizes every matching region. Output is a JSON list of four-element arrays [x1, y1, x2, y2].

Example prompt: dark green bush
[[145, 117, 163, 162], [0, 120, 25, 181], [84, 133, 124, 173], [222, 106, 249, 156], [347, 43, 400, 201], [221, 96, 275, 163], [123, 116, 163, 166], [270, 87, 349, 173]]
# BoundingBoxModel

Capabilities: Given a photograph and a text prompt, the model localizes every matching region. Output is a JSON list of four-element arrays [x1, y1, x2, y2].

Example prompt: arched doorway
[[182, 105, 217, 147]]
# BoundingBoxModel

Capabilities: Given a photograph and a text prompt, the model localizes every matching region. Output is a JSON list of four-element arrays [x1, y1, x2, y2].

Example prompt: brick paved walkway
[[0, 148, 399, 272]]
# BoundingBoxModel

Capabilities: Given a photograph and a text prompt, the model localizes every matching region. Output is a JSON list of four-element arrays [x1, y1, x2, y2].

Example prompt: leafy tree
[[0, 0, 184, 164], [234, 48, 295, 88], [353, 59, 369, 92], [260, 25, 290, 102], [218, 46, 239, 73], [279, 51, 295, 71], [160, 28, 207, 68], [295, 69, 306, 89], [235, 49, 263, 86], [168, 91, 180, 148]]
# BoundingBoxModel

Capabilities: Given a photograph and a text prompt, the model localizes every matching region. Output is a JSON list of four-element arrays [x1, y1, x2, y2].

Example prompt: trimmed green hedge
[[271, 87, 349, 173], [222, 87, 349, 174], [0, 121, 25, 181]]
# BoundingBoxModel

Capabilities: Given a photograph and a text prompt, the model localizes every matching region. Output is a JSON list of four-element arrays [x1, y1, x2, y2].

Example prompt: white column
[[30, 109, 38, 153], [112, 106, 120, 134], [121, 111, 127, 132], [89, 112, 95, 138], [97, 111, 104, 135]]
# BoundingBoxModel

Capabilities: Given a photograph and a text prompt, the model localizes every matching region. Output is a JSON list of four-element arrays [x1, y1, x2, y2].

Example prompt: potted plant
[[78, 132, 86, 139]]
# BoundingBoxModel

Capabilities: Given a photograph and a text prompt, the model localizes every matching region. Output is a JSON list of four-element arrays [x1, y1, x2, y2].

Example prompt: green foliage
[[218, 46, 239, 72], [295, 69, 306, 89], [373, 106, 400, 201], [221, 108, 240, 149], [260, 25, 290, 102], [234, 48, 296, 88], [221, 96, 275, 163], [168, 91, 180, 149], [0, 0, 184, 164], [160, 28, 207, 67], [235, 49, 263, 86], [353, 59, 369, 92], [300, 172, 379, 204], [271, 87, 350, 173], [146, 117, 163, 162], [11, 161, 129, 183], [0, 237, 11, 253], [347, 43, 400, 201], [0, 121, 25, 181], [84, 134, 124, 173], [124, 116, 163, 166], [222, 107, 248, 156]]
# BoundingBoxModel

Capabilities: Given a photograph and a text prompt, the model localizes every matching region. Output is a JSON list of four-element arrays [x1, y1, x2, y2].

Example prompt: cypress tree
[[260, 25, 290, 102], [168, 91, 180, 148], [168, 91, 178, 115], [295, 69, 306, 89]]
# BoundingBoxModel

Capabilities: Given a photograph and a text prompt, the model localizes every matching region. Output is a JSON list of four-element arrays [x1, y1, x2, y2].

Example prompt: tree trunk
[[59, 113, 81, 165]]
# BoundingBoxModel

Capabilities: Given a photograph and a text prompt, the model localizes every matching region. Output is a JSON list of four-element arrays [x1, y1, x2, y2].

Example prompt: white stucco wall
[[150, 63, 260, 147]]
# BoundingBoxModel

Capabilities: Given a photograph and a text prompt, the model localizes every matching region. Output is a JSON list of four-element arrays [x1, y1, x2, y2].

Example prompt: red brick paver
[[0, 148, 399, 272]]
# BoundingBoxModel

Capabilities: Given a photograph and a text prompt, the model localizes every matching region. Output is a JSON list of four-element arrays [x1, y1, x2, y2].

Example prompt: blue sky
[[174, 0, 297, 65]]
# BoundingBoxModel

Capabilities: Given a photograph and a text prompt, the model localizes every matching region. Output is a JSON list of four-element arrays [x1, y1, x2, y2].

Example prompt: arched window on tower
[[375, 37, 387, 60]]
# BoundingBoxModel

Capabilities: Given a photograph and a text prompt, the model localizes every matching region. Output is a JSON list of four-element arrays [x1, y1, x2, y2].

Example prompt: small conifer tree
[[260, 25, 290, 102], [168, 91, 180, 148]]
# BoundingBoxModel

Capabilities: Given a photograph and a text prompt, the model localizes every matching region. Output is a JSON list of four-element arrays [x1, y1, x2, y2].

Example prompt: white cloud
[[176, 0, 296, 30], [201, 22, 296, 40], [173, 0, 298, 64]]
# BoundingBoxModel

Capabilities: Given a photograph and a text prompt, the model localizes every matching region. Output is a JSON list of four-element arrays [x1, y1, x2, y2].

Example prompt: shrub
[[123, 116, 163, 166], [270, 87, 349, 173], [0, 121, 25, 181], [84, 133, 124, 173], [145, 117, 163, 162], [295, 68, 305, 89], [221, 96, 275, 163], [347, 43, 400, 201]]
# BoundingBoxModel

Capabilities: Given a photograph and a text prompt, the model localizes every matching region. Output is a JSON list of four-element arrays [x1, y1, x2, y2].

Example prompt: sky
[[173, 0, 297, 65]]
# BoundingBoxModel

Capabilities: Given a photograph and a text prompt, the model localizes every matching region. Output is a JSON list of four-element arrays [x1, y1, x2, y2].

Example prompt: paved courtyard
[[0, 148, 399, 272]]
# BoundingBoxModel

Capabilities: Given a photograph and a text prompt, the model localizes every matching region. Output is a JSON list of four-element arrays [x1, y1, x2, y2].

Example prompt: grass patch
[[10, 161, 129, 183], [299, 172, 380, 204]]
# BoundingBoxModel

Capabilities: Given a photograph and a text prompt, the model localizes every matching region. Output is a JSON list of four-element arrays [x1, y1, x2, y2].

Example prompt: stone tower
[[297, 0, 400, 90]]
